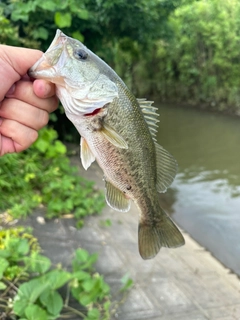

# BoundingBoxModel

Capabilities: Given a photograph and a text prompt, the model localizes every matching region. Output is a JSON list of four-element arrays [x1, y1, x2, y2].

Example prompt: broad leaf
[[24, 253, 51, 274], [25, 304, 48, 320], [40, 290, 63, 316], [54, 12, 72, 28], [41, 269, 72, 290]]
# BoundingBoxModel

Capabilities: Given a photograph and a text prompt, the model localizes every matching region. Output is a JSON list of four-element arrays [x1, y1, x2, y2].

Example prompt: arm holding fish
[[0, 45, 58, 156]]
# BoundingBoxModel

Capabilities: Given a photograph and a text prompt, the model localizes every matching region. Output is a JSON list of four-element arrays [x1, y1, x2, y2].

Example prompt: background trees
[[1, 0, 240, 115]]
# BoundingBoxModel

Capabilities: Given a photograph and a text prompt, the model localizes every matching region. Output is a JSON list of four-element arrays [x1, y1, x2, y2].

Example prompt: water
[[156, 103, 240, 275]]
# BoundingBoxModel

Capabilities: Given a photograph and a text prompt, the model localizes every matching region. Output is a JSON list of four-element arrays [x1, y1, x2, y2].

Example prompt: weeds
[[0, 227, 111, 320], [0, 127, 105, 227]]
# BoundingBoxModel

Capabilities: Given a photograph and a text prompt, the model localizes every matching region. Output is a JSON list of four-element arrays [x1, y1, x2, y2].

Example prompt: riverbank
[[26, 157, 240, 319]]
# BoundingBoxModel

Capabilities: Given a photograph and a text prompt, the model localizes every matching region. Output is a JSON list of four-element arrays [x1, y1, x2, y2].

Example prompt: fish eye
[[74, 48, 88, 60]]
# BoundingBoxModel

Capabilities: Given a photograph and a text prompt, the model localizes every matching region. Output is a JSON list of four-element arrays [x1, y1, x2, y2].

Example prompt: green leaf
[[38, 2, 58, 11], [41, 269, 72, 290], [76, 9, 89, 20], [82, 278, 96, 292], [24, 254, 51, 274], [73, 250, 98, 271], [40, 290, 63, 316], [46, 140, 66, 157], [54, 140, 67, 154], [72, 31, 84, 42], [25, 304, 48, 320], [0, 281, 7, 290], [72, 270, 91, 281], [75, 249, 89, 263], [0, 257, 9, 279], [104, 300, 111, 311], [79, 292, 94, 306], [32, 27, 49, 40], [16, 279, 49, 304], [54, 12, 72, 28], [13, 298, 30, 317], [16, 238, 30, 255], [87, 308, 100, 320], [34, 139, 49, 153], [0, 250, 10, 259], [120, 273, 133, 292]]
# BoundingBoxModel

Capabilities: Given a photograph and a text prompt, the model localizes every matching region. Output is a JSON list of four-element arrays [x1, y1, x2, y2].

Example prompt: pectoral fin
[[105, 180, 131, 212], [100, 123, 128, 149], [80, 137, 95, 170], [155, 142, 178, 193]]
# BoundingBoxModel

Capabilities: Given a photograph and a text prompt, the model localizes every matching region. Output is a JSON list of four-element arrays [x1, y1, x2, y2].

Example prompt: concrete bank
[[30, 159, 240, 320]]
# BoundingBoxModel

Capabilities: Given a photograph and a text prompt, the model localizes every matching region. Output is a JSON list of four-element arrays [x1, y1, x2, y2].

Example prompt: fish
[[29, 29, 185, 259]]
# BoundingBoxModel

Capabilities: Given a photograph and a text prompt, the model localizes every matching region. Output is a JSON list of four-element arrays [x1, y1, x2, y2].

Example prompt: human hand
[[0, 45, 59, 156]]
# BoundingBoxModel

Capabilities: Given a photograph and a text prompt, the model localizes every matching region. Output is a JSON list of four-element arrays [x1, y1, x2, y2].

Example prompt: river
[[156, 103, 240, 276]]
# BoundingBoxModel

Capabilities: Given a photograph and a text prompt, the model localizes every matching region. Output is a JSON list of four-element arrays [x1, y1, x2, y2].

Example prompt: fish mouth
[[28, 29, 68, 80], [46, 29, 68, 52]]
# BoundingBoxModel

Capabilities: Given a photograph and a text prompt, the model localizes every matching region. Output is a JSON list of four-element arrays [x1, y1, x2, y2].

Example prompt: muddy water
[[156, 104, 240, 275]]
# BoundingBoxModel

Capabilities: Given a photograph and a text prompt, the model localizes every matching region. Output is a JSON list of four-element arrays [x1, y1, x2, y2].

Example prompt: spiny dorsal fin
[[137, 98, 159, 141]]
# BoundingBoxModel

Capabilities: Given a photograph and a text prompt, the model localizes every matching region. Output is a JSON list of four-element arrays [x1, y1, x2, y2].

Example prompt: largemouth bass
[[29, 30, 185, 259]]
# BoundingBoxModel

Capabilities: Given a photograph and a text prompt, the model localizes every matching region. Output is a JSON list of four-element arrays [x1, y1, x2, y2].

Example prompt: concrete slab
[[21, 160, 240, 319]]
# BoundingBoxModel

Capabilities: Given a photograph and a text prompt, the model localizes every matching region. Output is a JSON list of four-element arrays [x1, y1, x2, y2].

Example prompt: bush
[[148, 0, 240, 110], [0, 127, 105, 227]]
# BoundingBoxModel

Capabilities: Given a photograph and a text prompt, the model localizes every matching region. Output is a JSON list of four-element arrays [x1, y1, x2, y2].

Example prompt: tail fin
[[138, 210, 185, 260]]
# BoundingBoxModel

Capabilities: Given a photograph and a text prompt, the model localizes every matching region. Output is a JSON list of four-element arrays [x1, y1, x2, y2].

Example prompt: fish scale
[[29, 29, 185, 259]]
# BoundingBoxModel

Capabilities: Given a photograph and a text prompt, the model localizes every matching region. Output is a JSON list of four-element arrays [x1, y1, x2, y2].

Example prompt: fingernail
[[6, 84, 16, 97]]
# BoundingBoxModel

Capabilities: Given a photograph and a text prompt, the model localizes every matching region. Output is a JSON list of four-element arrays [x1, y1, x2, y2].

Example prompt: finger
[[33, 79, 56, 98], [0, 118, 38, 154], [5, 80, 58, 113], [0, 45, 43, 101], [0, 98, 49, 131], [0, 133, 18, 155], [0, 45, 43, 77]]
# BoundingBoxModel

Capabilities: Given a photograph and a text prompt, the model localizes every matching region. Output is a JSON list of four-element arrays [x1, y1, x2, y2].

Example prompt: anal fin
[[80, 137, 95, 170], [105, 180, 131, 212]]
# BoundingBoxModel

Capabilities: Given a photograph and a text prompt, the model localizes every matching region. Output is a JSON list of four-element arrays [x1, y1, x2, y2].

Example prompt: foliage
[[0, 0, 181, 47], [0, 127, 105, 227], [134, 0, 240, 111], [167, 0, 240, 110], [1, 0, 240, 113], [0, 227, 111, 320]]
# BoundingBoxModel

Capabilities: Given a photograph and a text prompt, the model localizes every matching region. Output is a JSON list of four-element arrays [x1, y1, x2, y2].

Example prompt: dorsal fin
[[154, 142, 178, 193], [137, 98, 159, 141]]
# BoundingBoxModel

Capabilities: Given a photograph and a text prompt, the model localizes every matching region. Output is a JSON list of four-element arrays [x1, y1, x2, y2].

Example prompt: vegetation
[[0, 227, 133, 319], [1, 0, 239, 114], [0, 227, 111, 319], [150, 0, 240, 112], [0, 128, 105, 228], [0, 129, 108, 318]]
